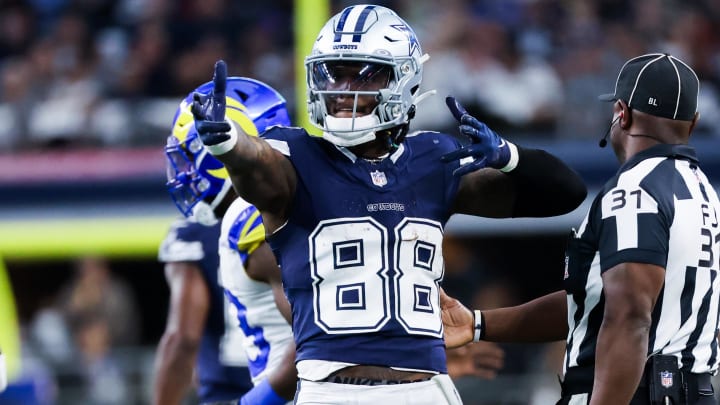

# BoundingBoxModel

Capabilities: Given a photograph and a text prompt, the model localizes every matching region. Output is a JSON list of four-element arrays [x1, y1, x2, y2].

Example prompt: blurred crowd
[[21, 256, 142, 404], [0, 0, 719, 152]]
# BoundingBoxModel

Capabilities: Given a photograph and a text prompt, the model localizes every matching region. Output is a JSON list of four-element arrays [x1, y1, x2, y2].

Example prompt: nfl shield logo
[[660, 371, 673, 388], [370, 170, 387, 187]]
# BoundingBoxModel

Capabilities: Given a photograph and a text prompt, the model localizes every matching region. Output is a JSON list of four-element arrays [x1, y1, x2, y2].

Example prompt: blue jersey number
[[219, 293, 250, 367]]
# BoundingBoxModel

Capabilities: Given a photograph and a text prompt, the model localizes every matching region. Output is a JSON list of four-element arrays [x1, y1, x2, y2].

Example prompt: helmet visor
[[311, 61, 393, 92]]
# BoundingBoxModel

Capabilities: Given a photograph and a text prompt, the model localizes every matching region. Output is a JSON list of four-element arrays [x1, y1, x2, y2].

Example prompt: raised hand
[[441, 96, 514, 177], [191, 60, 232, 146]]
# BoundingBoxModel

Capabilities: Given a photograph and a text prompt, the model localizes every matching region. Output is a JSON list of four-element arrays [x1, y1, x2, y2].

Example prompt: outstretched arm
[[153, 262, 209, 405], [192, 61, 296, 232], [443, 97, 587, 218], [440, 288, 568, 349]]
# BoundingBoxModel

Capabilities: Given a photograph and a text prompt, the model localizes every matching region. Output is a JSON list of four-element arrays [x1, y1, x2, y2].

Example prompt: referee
[[441, 53, 720, 405]]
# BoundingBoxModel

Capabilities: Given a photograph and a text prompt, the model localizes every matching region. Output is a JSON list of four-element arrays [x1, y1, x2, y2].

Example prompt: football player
[[156, 77, 295, 405], [191, 5, 587, 404]]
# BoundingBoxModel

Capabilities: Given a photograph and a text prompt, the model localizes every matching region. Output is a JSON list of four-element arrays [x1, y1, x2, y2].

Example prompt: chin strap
[[190, 179, 232, 226], [209, 180, 232, 210], [191, 201, 219, 226], [383, 104, 417, 149]]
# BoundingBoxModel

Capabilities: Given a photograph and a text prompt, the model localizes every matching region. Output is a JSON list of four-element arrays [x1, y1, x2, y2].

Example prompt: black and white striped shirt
[[563, 144, 720, 386]]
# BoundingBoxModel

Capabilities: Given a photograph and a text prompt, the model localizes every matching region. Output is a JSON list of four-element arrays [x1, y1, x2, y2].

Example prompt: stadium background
[[0, 0, 718, 403]]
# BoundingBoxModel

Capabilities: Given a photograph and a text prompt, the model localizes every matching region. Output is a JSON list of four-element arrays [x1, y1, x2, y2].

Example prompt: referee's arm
[[440, 289, 568, 347], [481, 291, 569, 342], [591, 262, 664, 405]]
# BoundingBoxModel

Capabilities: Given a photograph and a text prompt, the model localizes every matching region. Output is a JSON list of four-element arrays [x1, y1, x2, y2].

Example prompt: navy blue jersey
[[158, 219, 253, 402], [263, 127, 464, 373]]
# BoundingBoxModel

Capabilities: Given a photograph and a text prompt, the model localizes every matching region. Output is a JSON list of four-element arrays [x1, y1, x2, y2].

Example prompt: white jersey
[[219, 197, 294, 385]]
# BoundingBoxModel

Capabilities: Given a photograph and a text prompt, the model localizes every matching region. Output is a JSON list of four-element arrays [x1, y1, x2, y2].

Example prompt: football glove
[[191, 60, 233, 147], [441, 96, 518, 177]]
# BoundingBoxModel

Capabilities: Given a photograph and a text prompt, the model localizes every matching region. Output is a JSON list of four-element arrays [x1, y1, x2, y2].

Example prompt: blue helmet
[[165, 77, 291, 220]]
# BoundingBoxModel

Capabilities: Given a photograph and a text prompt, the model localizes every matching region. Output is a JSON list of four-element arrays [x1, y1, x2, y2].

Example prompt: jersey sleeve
[[413, 131, 466, 214], [596, 161, 673, 272], [227, 203, 266, 265]]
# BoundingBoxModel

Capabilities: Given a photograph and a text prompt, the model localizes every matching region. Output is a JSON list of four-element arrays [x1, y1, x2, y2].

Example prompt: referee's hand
[[440, 288, 474, 348]]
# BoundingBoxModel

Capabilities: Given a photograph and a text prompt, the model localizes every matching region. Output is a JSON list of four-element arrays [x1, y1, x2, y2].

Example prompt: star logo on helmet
[[391, 23, 420, 56]]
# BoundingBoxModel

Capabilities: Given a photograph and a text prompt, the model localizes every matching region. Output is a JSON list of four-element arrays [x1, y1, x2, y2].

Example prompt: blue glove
[[191, 60, 232, 146], [237, 379, 286, 405], [440, 96, 516, 177]]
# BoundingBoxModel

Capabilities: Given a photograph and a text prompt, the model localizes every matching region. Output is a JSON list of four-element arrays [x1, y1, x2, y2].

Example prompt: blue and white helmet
[[165, 77, 290, 224], [305, 5, 430, 147]]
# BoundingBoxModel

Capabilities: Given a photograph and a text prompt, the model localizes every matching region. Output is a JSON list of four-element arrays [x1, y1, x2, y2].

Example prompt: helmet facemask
[[165, 132, 230, 223]]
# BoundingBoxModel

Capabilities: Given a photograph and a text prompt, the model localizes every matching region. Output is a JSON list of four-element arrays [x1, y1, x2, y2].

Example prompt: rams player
[[156, 78, 295, 405]]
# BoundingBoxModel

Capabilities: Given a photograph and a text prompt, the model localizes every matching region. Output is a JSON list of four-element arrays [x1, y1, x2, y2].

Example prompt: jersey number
[[220, 292, 251, 367], [611, 189, 642, 210], [309, 217, 444, 337], [699, 227, 720, 270]]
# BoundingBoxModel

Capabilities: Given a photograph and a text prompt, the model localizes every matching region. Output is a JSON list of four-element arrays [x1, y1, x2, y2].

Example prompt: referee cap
[[599, 53, 699, 121]]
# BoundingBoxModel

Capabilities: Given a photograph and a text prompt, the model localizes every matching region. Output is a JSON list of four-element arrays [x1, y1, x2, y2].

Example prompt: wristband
[[205, 120, 239, 156], [473, 310, 484, 342], [0, 351, 7, 392], [499, 142, 519, 173], [239, 378, 286, 405]]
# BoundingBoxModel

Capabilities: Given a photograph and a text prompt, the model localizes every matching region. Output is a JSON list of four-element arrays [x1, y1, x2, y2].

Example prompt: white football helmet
[[305, 5, 431, 147]]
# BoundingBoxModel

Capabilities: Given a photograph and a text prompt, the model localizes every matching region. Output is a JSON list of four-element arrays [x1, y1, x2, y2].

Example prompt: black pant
[[556, 374, 716, 405], [556, 392, 717, 405]]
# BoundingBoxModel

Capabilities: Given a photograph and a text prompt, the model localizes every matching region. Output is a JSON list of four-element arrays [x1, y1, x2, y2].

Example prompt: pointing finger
[[213, 60, 227, 98]]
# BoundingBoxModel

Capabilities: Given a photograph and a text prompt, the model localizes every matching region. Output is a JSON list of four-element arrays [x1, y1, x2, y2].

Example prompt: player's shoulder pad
[[404, 130, 463, 154], [223, 197, 265, 257], [260, 125, 309, 157], [223, 197, 256, 226], [158, 218, 212, 262]]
